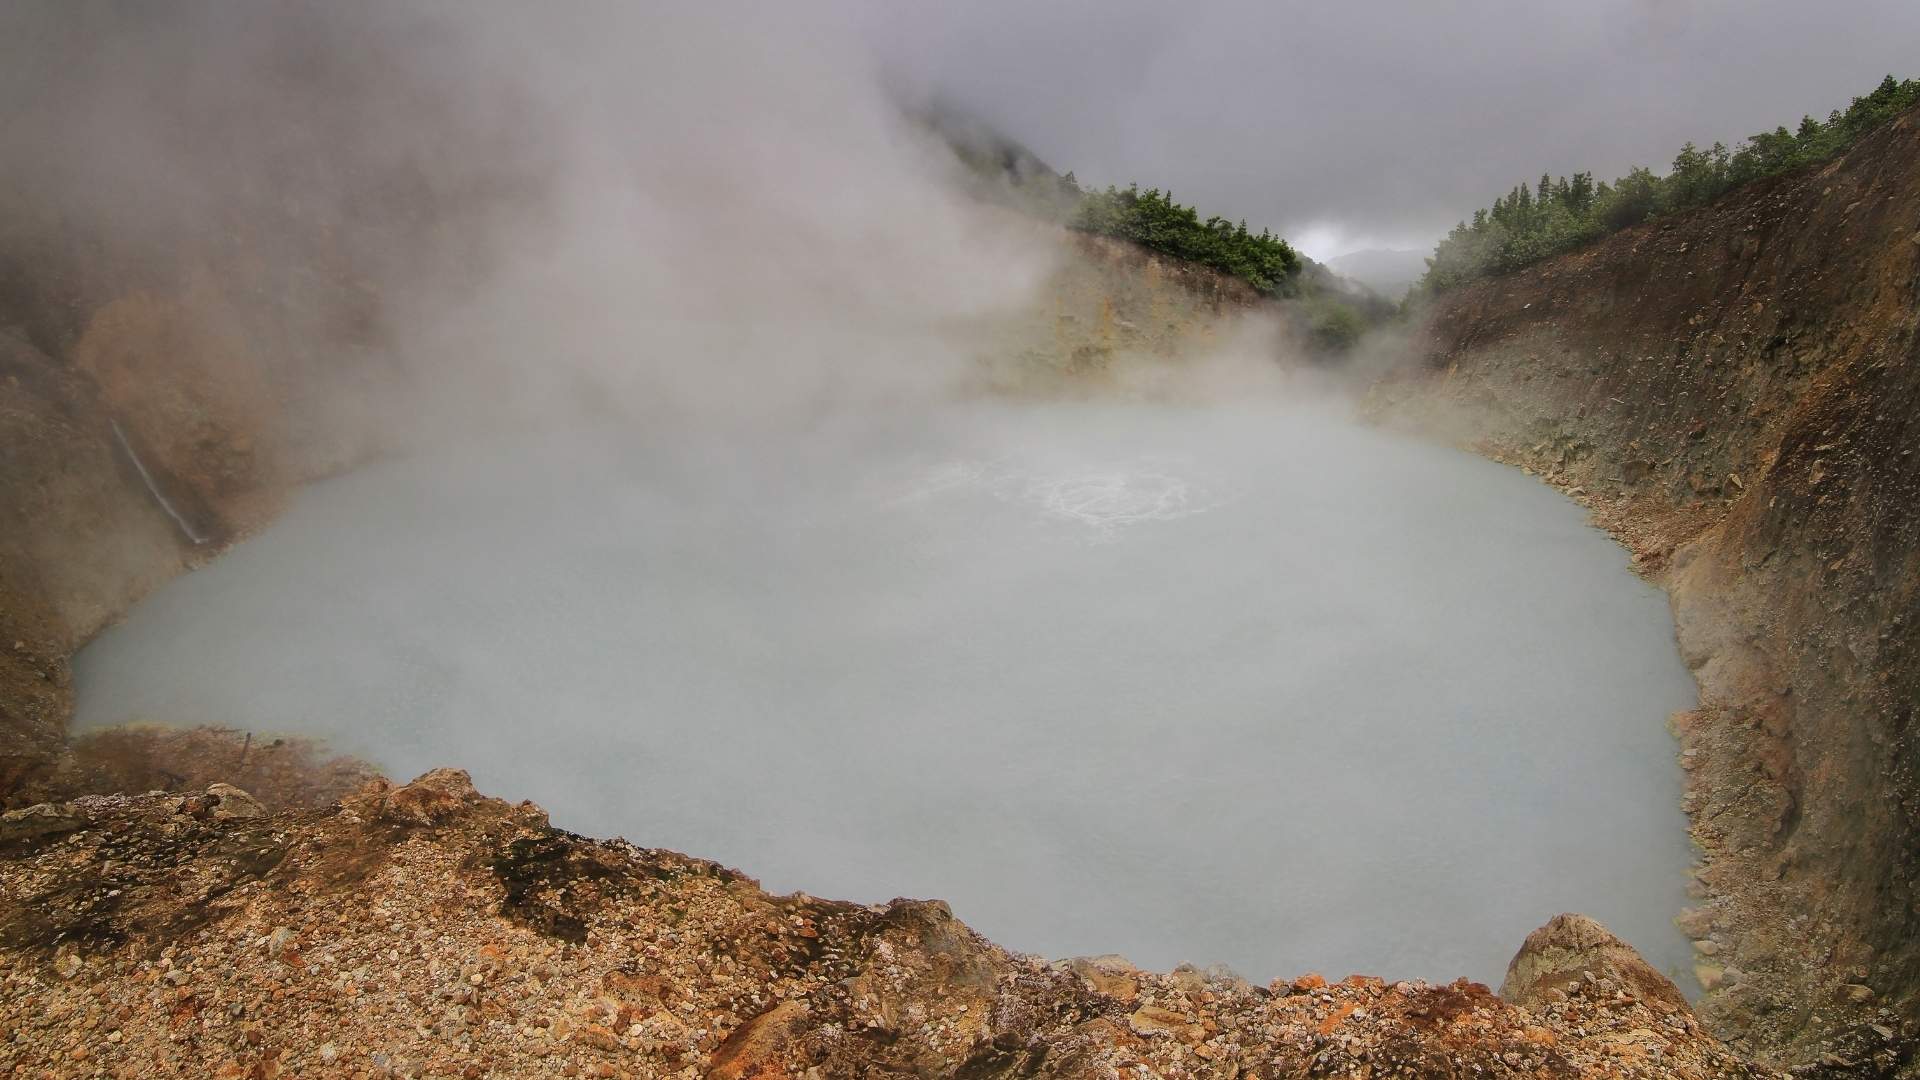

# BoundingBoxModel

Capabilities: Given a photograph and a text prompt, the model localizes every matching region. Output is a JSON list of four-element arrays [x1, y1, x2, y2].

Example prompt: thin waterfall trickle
[[110, 419, 208, 546]]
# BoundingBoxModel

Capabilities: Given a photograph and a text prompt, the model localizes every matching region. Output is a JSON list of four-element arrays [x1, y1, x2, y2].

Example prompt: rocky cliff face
[[1371, 103, 1920, 1070], [971, 230, 1275, 395]]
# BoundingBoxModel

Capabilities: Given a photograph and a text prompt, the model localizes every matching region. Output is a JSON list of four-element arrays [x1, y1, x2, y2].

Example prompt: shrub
[[1071, 185, 1303, 296]]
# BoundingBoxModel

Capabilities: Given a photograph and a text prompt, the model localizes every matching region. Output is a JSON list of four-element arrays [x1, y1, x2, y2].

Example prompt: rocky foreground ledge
[[0, 771, 1779, 1079]]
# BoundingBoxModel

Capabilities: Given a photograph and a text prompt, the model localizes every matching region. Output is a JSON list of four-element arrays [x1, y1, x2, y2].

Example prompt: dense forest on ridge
[[1419, 74, 1920, 292], [1067, 182, 1303, 298]]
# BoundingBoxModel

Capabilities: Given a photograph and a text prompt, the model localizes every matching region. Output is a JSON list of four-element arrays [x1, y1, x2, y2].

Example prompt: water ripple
[[905, 457, 1230, 539]]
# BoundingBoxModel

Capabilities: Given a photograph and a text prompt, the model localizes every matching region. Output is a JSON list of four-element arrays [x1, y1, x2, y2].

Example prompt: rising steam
[[17, 2, 1702, 993], [1, 1, 1098, 460]]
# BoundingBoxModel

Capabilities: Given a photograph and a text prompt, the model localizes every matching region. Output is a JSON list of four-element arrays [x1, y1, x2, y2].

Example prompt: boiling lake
[[74, 403, 1698, 987]]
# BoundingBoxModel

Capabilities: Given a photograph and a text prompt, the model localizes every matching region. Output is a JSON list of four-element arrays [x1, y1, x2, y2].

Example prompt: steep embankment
[[0, 323, 230, 796], [979, 231, 1271, 392], [0, 308, 291, 802], [1372, 103, 1920, 1067]]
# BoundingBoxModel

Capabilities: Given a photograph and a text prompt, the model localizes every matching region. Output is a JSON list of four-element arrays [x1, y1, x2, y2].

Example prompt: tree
[[1415, 73, 1918, 294]]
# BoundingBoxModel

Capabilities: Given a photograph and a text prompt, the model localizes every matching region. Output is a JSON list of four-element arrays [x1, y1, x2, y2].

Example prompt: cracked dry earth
[[0, 770, 1774, 1079]]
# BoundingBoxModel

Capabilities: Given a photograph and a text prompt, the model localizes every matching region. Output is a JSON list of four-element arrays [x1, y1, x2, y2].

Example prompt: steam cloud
[[0, 1, 1094, 456]]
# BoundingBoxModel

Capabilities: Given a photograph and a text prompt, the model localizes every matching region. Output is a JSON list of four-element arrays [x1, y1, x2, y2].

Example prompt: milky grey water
[[73, 403, 1698, 987]]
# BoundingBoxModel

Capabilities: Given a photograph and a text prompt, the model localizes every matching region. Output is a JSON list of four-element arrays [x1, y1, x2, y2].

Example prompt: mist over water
[[74, 401, 1698, 987]]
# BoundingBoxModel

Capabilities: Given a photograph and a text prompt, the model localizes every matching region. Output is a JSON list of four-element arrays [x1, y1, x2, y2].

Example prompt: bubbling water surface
[[74, 402, 1698, 986]]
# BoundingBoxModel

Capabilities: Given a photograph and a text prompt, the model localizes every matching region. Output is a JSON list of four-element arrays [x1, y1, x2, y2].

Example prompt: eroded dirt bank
[[1370, 103, 1920, 1069]]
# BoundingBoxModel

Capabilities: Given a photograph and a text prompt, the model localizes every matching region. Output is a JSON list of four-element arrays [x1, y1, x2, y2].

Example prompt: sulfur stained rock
[[1066, 954, 1140, 1002]]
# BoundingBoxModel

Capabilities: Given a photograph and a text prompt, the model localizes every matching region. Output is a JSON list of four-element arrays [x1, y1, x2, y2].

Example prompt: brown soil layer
[[1369, 104, 1920, 1068]]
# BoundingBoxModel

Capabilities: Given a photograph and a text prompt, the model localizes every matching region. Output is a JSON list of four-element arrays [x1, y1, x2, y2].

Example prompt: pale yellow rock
[[1067, 955, 1140, 1002], [1128, 1006, 1204, 1044], [1501, 913, 1692, 1011]]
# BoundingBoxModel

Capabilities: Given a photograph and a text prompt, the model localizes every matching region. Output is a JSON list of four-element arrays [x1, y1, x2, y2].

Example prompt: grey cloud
[[861, 0, 1920, 256]]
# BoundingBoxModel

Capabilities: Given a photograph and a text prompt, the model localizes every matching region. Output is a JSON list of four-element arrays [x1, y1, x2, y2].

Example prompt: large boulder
[[1500, 913, 1691, 1012], [377, 768, 483, 826]]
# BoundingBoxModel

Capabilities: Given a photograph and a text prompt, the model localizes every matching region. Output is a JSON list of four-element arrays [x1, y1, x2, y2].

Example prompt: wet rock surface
[[0, 776, 1775, 1078]]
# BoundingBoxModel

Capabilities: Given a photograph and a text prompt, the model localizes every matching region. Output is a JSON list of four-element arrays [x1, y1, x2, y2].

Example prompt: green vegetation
[[923, 108, 1381, 346], [1300, 295, 1370, 352], [1067, 182, 1304, 297], [1420, 74, 1919, 292]]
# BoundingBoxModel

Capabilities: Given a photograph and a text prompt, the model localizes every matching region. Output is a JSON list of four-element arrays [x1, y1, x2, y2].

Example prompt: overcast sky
[[861, 0, 1920, 259]]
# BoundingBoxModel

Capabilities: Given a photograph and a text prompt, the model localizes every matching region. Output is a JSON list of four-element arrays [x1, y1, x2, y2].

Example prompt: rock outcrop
[[0, 775, 1771, 1078], [1502, 914, 1692, 1014]]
